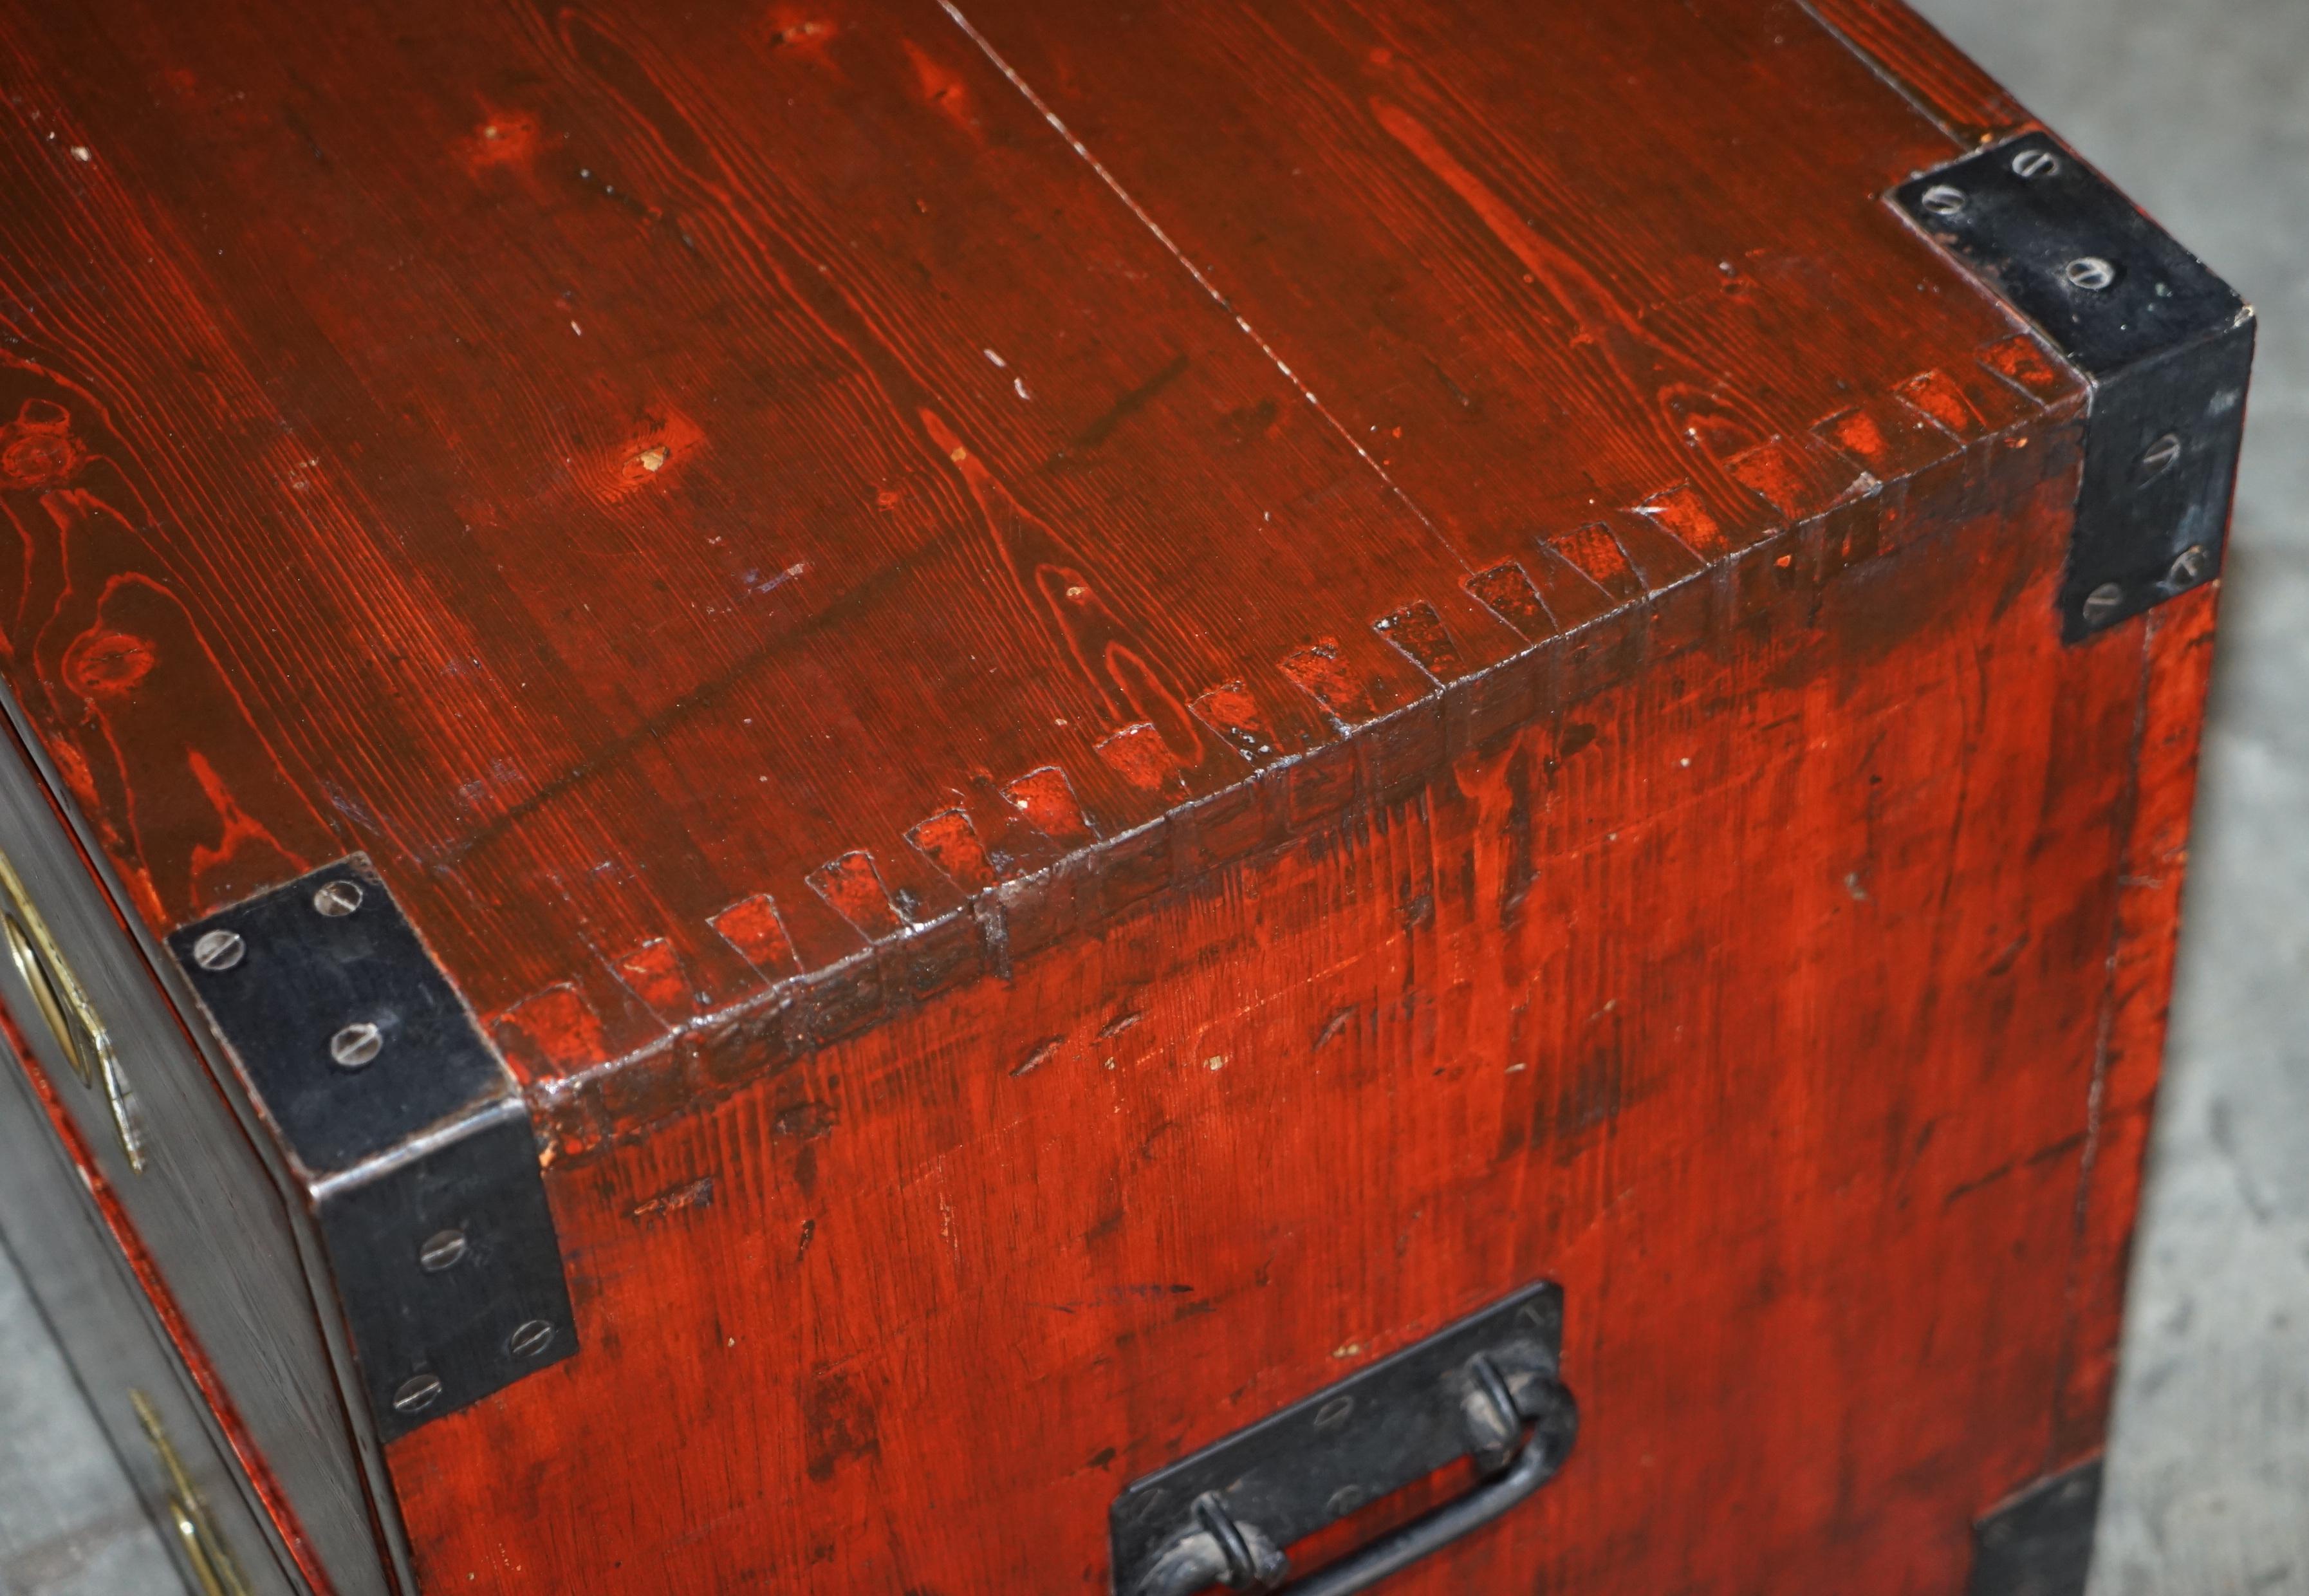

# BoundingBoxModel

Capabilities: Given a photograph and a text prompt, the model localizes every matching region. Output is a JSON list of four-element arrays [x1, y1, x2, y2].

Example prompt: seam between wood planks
[[931, 0, 1463, 568]]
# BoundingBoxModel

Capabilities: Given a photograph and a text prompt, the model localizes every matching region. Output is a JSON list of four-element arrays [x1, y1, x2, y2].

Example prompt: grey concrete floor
[[1, 3, 2303, 1593]]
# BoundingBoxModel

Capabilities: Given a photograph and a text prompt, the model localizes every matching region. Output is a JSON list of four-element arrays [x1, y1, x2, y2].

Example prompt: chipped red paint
[[1896, 366, 2034, 441], [1278, 640, 1381, 727], [1001, 765, 1095, 846], [1980, 332, 2073, 400], [1818, 394, 1958, 477], [1726, 435, 1866, 521], [1188, 682, 1278, 764], [1631, 482, 1732, 561], [566, 408, 709, 506], [905, 808, 999, 893], [710, 893, 801, 976], [806, 849, 907, 939], [490, 983, 612, 1081], [901, 37, 978, 133], [454, 106, 543, 176], [611, 938, 694, 1019], [1373, 601, 1467, 683], [1094, 721, 1186, 795], [1522, 544, 1620, 632], [1461, 561, 1555, 642], [1546, 524, 1644, 602]]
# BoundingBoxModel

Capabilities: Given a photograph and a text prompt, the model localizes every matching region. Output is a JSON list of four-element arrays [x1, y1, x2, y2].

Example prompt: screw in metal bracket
[[328, 1021, 384, 1070], [311, 880, 364, 918], [2066, 256, 2119, 292], [1919, 183, 1966, 218], [506, 1319, 556, 1359], [418, 1229, 468, 1272], [2165, 545, 2212, 588], [2012, 147, 2063, 180], [2081, 582, 2127, 626], [391, 1374, 442, 1415], [190, 930, 245, 972], [2138, 433, 2185, 483]]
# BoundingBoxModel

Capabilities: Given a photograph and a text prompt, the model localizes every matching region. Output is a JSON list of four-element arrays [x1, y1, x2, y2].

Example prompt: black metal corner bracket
[[1109, 1283, 1577, 1595], [1892, 131, 2254, 642], [1968, 1458, 2103, 1596], [167, 857, 575, 1442]]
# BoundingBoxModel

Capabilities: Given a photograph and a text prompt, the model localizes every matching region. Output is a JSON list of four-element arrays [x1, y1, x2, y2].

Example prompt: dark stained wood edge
[[526, 342, 2093, 1164], [1800, 0, 2032, 149]]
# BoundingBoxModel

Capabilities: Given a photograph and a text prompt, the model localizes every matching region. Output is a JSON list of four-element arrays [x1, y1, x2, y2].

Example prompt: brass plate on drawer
[[0, 843, 145, 1169], [133, 1388, 254, 1596]]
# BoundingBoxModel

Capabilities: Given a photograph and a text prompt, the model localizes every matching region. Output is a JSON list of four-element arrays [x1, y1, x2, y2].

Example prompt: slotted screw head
[[418, 1229, 468, 1272], [2081, 582, 2127, 625], [191, 930, 245, 972], [2066, 256, 2118, 292], [2138, 433, 2184, 482], [506, 1319, 556, 1359], [2167, 545, 2212, 587], [329, 1021, 384, 1070], [1920, 183, 1966, 218], [311, 880, 364, 918], [391, 1374, 441, 1414], [2012, 147, 2063, 180]]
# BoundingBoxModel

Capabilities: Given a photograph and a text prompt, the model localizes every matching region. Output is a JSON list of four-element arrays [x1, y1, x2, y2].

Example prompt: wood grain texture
[[2051, 583, 2220, 1467], [1804, 0, 2032, 146], [381, 422, 2196, 1591], [0, 1, 2228, 1590], [0, 0, 2063, 1111]]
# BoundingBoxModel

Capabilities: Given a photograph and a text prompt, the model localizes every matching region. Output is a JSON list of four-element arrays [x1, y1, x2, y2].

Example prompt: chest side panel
[[0, 1017, 305, 1596], [0, 720, 398, 1595], [379, 408, 2190, 1591]]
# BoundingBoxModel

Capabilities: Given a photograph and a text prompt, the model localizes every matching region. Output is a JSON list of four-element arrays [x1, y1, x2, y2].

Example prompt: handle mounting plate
[[1109, 1282, 1570, 1594]]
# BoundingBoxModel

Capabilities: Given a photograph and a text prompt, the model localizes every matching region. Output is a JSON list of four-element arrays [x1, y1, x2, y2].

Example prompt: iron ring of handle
[[1133, 1378, 1579, 1596]]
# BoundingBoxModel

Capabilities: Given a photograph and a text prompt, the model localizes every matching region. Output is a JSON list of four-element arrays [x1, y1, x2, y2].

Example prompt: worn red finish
[[0, 0, 2229, 1591]]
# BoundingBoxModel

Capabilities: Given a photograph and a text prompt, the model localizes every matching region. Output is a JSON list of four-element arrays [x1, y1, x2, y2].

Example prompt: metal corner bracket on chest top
[[168, 856, 575, 1442], [1891, 130, 2254, 642]]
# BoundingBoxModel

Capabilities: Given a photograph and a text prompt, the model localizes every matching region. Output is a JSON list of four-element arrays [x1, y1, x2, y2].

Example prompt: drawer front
[[0, 1017, 301, 1596], [0, 714, 397, 1595]]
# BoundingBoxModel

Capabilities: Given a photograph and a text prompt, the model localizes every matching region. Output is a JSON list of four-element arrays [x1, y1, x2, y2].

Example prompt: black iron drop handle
[[1131, 1357, 1580, 1596]]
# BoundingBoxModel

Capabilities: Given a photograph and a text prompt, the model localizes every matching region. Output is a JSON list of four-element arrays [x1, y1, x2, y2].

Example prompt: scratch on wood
[[1059, 351, 1189, 458], [629, 1174, 716, 1222]]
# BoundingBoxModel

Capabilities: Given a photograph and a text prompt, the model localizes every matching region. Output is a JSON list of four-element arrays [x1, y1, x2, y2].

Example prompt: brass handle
[[0, 844, 144, 1169], [132, 1389, 252, 1596]]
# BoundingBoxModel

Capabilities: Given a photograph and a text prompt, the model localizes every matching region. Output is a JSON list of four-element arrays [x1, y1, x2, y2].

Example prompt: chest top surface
[[0, 0, 2048, 1076]]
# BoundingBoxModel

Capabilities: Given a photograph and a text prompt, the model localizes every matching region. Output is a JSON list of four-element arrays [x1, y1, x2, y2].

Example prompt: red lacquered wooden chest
[[0, 1, 2252, 1591]]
